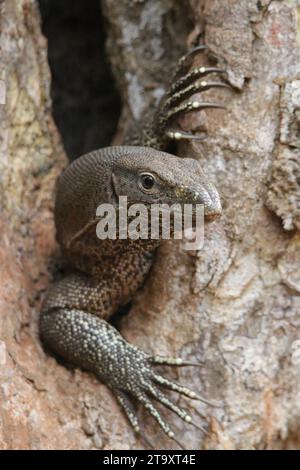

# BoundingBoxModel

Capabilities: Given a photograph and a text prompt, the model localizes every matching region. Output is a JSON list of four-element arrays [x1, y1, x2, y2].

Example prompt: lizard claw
[[161, 101, 225, 128], [175, 45, 208, 76], [163, 81, 230, 111], [151, 355, 205, 367], [165, 130, 207, 141], [151, 371, 221, 407]]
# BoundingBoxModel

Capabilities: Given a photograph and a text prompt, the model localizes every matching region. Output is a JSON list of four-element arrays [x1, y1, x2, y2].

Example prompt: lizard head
[[55, 146, 222, 249], [111, 146, 222, 221]]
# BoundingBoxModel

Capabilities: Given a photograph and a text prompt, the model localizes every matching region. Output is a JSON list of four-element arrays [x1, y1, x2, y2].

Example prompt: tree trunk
[[0, 0, 300, 450]]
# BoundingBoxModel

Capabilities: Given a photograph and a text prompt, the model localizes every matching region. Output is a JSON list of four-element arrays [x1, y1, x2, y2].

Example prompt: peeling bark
[[0, 0, 300, 450]]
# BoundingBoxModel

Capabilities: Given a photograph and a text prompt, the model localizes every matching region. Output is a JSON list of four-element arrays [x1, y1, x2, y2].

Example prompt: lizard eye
[[139, 173, 156, 192]]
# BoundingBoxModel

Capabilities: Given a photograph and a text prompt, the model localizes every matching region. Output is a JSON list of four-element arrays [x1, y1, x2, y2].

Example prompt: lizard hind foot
[[106, 341, 212, 442], [40, 302, 212, 445], [111, 347, 213, 442]]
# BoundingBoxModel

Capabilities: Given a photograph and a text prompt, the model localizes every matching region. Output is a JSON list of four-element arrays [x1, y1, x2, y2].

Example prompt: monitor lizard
[[40, 45, 229, 443]]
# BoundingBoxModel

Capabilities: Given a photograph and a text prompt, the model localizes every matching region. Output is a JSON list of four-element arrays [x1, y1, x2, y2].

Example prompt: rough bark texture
[[0, 0, 300, 450]]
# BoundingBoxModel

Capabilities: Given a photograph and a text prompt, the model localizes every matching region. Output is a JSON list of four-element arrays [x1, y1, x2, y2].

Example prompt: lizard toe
[[151, 354, 204, 367], [152, 371, 220, 407]]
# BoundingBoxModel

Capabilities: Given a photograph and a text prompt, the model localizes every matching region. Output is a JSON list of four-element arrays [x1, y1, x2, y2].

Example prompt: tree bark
[[0, 0, 300, 450]]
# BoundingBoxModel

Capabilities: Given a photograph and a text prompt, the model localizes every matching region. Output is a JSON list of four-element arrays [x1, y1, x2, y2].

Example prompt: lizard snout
[[176, 181, 222, 221]]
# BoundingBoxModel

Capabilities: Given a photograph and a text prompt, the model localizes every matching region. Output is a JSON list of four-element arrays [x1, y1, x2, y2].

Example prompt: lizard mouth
[[204, 210, 222, 222], [202, 184, 222, 221]]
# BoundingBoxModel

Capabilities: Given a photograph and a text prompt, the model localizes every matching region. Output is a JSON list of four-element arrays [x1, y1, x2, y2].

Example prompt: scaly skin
[[40, 46, 228, 443]]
